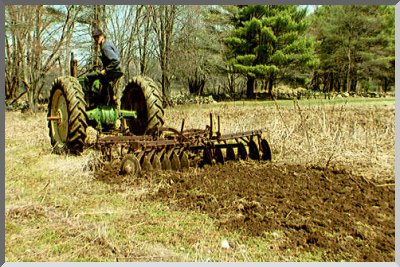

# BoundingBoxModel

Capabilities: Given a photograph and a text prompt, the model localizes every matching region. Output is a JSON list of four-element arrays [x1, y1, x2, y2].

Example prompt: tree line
[[5, 5, 395, 111]]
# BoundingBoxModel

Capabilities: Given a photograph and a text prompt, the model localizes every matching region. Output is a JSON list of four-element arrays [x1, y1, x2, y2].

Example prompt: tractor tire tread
[[47, 76, 87, 154]]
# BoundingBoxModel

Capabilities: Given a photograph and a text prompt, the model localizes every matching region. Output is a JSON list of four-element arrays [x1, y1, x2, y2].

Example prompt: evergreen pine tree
[[225, 5, 317, 98]]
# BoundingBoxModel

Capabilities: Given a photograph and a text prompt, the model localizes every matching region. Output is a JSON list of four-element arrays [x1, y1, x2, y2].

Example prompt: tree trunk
[[151, 5, 177, 100], [64, 6, 75, 76], [346, 48, 351, 93], [351, 78, 357, 93], [267, 74, 275, 100], [383, 77, 388, 93], [246, 76, 255, 99], [140, 9, 151, 75], [188, 68, 205, 95], [322, 72, 328, 93], [341, 75, 346, 93], [328, 72, 334, 99], [92, 5, 105, 68], [227, 72, 235, 94]]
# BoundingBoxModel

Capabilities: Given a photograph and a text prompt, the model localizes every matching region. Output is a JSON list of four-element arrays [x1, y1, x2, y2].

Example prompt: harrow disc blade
[[261, 139, 272, 161], [180, 151, 190, 169], [202, 147, 213, 166], [238, 142, 248, 160], [136, 152, 145, 166], [161, 154, 172, 170], [120, 155, 141, 177], [141, 155, 153, 172], [226, 145, 236, 161], [215, 147, 224, 164], [151, 154, 162, 170], [249, 140, 260, 161], [170, 152, 181, 171]]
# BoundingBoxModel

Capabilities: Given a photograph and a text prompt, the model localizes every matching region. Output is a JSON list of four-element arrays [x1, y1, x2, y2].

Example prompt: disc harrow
[[93, 113, 272, 176]]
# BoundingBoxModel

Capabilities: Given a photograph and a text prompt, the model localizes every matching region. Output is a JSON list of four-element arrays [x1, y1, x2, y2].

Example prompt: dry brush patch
[[165, 100, 394, 182]]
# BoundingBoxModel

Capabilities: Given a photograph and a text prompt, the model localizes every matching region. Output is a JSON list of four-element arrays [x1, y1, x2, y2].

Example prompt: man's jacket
[[100, 39, 121, 72]]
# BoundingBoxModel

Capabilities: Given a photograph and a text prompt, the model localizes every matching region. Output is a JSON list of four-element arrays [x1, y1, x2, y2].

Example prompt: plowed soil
[[94, 160, 394, 261], [144, 162, 394, 262]]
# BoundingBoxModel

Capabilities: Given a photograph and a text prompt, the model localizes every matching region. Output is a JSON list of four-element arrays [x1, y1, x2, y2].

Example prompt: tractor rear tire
[[120, 76, 164, 135], [47, 76, 87, 154]]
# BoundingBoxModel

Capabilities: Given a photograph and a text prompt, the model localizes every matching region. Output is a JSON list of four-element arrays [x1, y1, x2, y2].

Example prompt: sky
[[300, 5, 319, 14]]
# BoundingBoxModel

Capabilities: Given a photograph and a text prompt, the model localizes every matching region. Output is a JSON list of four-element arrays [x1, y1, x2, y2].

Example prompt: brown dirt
[[142, 161, 395, 262], [93, 159, 394, 261]]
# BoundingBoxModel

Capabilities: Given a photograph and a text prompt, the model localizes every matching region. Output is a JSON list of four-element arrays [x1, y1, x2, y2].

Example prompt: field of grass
[[5, 97, 395, 262]]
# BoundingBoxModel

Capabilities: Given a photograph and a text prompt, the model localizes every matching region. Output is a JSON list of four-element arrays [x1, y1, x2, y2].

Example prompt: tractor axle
[[86, 106, 137, 130]]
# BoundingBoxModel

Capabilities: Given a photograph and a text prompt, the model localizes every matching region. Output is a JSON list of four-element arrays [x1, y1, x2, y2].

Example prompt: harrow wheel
[[120, 76, 164, 135], [249, 140, 260, 160], [120, 155, 141, 177], [48, 76, 87, 154], [261, 139, 272, 161]]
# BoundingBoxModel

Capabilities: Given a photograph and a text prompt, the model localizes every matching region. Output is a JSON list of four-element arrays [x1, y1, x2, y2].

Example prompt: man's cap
[[92, 28, 103, 37]]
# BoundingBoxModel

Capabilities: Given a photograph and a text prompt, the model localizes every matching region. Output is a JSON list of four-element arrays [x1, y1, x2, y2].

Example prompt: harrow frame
[[91, 113, 272, 176]]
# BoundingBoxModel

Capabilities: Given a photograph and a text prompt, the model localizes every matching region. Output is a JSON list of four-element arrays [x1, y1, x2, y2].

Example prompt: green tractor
[[47, 60, 164, 154]]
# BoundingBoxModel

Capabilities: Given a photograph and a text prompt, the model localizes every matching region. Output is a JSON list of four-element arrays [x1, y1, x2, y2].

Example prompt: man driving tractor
[[84, 28, 123, 108]]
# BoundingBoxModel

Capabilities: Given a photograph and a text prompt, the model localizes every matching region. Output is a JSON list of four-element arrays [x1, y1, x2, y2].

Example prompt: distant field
[[174, 96, 395, 109], [5, 97, 395, 262]]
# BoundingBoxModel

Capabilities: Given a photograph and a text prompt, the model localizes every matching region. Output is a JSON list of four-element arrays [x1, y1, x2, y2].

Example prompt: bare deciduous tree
[[149, 5, 179, 100], [106, 5, 146, 80], [5, 5, 81, 112]]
